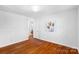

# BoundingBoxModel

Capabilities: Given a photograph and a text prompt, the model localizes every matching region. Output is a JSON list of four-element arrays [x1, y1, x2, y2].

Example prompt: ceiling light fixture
[[32, 5, 40, 12]]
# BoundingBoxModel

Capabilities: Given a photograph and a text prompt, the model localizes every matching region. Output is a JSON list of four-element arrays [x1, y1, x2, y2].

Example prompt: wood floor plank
[[0, 38, 78, 54]]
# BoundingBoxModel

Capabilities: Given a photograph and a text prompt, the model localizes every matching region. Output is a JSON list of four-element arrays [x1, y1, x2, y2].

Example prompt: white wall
[[78, 7, 79, 50], [0, 11, 29, 47], [35, 8, 78, 48]]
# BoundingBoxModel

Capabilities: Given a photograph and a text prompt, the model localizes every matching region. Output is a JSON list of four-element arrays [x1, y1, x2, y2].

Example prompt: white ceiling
[[0, 5, 78, 18]]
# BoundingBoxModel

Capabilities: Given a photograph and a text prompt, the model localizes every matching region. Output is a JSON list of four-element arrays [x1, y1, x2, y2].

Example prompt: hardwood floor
[[0, 38, 78, 54]]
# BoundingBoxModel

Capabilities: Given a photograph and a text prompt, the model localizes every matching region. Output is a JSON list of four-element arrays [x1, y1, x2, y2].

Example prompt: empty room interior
[[0, 5, 79, 54]]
